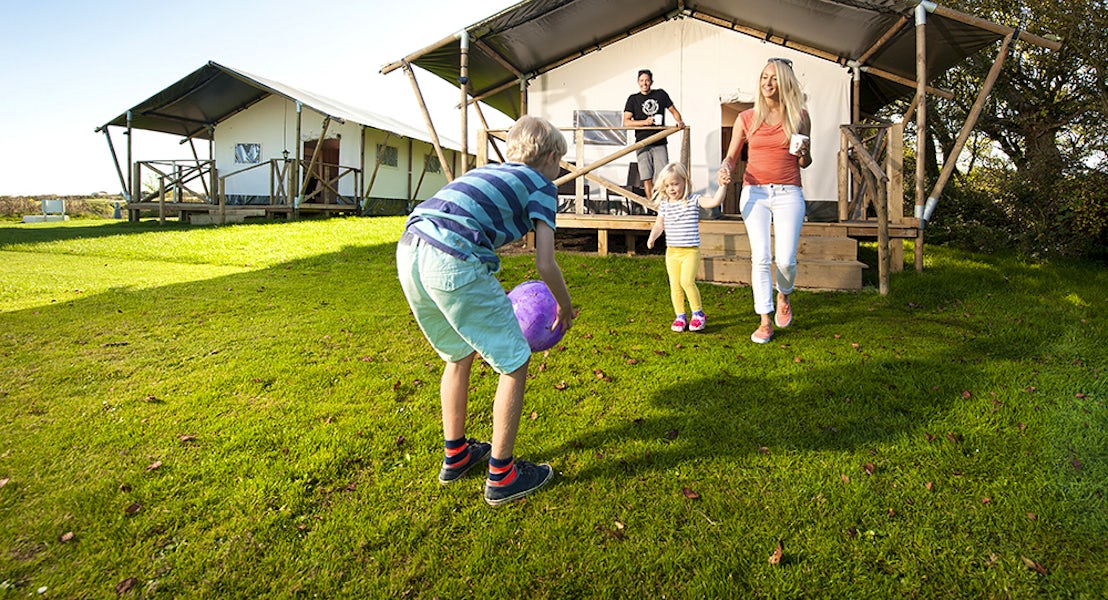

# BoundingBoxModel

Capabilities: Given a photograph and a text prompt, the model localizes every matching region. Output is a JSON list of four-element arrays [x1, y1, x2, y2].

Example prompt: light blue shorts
[[396, 234, 531, 374]]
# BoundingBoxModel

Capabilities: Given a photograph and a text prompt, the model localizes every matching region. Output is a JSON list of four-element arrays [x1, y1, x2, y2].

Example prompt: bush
[[0, 195, 123, 221]]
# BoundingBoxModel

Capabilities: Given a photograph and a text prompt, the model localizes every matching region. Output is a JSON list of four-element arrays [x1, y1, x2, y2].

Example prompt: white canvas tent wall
[[97, 61, 465, 211], [525, 17, 850, 213]]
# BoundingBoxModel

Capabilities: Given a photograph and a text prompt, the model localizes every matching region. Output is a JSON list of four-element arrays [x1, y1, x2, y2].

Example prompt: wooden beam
[[858, 16, 910, 65], [473, 38, 524, 79], [930, 4, 1061, 51], [381, 33, 457, 75], [926, 32, 1014, 211], [840, 126, 888, 182], [404, 62, 455, 181]]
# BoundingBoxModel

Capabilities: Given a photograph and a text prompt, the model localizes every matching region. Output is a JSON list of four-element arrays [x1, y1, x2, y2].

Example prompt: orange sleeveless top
[[740, 110, 802, 187]]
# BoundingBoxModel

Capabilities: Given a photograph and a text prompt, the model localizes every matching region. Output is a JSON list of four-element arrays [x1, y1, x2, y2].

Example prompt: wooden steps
[[699, 220, 866, 291]]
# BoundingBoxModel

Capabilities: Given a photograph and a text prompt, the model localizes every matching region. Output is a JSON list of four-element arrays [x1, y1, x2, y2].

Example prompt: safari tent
[[383, 0, 1059, 292], [97, 61, 467, 223]]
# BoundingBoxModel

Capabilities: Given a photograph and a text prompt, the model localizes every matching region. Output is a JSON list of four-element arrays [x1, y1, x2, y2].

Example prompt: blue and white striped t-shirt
[[659, 194, 703, 247], [404, 162, 557, 273]]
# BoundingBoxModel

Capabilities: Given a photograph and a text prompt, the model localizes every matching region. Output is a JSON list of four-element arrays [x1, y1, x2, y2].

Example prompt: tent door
[[302, 138, 340, 203], [720, 102, 753, 215]]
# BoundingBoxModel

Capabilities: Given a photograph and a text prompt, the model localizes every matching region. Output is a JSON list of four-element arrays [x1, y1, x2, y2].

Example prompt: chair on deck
[[607, 162, 651, 215], [556, 166, 590, 213]]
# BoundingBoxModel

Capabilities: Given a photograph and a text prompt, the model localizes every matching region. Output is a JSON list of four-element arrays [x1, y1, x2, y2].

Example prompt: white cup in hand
[[789, 134, 809, 156], [653, 114, 663, 126]]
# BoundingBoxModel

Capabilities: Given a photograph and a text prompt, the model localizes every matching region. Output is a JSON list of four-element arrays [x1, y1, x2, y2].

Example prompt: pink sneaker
[[774, 297, 793, 329], [689, 312, 706, 332], [671, 316, 687, 332], [750, 324, 774, 344]]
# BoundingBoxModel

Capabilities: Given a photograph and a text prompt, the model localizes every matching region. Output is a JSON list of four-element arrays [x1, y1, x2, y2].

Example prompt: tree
[[909, 0, 1108, 258]]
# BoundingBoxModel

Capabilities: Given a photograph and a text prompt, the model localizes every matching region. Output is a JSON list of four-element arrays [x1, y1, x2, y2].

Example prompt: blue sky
[[0, 0, 518, 195]]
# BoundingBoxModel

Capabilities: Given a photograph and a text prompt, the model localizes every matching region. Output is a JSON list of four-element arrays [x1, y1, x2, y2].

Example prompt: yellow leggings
[[665, 246, 702, 316]]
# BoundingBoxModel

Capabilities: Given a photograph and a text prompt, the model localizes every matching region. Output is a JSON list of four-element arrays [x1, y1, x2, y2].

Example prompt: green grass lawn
[[1, 218, 1104, 598]]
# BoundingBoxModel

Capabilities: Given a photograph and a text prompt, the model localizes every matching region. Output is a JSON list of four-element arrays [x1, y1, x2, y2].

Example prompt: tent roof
[[99, 61, 462, 150], [383, 0, 1052, 118]]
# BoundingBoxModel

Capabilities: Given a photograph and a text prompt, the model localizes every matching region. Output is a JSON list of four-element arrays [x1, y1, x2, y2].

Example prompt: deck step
[[699, 255, 866, 291]]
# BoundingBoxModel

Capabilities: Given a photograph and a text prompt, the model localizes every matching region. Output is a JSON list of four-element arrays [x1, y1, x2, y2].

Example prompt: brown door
[[302, 138, 341, 203], [721, 102, 753, 215]]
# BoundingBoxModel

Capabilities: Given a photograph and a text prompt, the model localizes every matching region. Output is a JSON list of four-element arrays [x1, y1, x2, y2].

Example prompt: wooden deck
[[554, 213, 919, 291], [123, 201, 359, 223]]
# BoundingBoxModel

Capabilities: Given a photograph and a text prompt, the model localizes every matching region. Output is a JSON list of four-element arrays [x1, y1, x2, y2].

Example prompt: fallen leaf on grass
[[529, 411, 538, 420], [681, 487, 700, 499], [145, 461, 162, 472], [1021, 556, 1048, 574], [124, 502, 142, 515], [59, 531, 75, 543], [0, 478, 8, 488], [116, 577, 139, 594], [758, 446, 770, 455], [603, 526, 625, 541], [1075, 392, 1086, 399], [841, 474, 851, 484], [981, 497, 991, 504], [1070, 458, 1083, 470], [553, 381, 568, 390], [178, 435, 197, 442], [946, 432, 962, 443], [962, 390, 972, 399], [666, 429, 679, 440], [863, 462, 875, 475], [768, 539, 784, 565], [1026, 512, 1037, 520]]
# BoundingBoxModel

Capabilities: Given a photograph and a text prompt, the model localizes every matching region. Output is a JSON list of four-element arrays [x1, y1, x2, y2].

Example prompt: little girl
[[646, 162, 726, 332]]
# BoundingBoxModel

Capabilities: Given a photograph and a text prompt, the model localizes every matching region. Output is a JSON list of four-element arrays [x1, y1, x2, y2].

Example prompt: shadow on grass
[[546, 354, 970, 482], [0, 219, 198, 248]]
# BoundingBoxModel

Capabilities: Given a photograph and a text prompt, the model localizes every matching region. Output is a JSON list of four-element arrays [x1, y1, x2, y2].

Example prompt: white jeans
[[739, 184, 806, 315]]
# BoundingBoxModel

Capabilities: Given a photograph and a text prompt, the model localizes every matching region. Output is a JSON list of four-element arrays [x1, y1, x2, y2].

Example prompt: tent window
[[425, 154, 442, 173], [377, 144, 399, 168], [574, 110, 625, 146], [234, 143, 261, 164]]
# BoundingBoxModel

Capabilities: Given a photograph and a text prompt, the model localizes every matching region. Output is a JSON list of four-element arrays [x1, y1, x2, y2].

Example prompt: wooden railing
[[476, 125, 690, 215], [838, 122, 911, 295]]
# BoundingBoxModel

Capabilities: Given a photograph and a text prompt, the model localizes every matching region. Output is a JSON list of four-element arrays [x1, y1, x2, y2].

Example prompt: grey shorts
[[636, 145, 669, 180]]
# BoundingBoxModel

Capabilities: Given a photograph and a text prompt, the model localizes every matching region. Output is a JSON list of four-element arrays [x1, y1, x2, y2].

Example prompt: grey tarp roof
[[99, 61, 462, 150], [384, 0, 1019, 118]]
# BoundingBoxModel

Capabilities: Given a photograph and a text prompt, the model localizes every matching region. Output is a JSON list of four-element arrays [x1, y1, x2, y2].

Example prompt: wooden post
[[126, 111, 133, 203], [158, 175, 166, 225], [476, 128, 489, 167], [838, 127, 850, 221], [875, 168, 890, 296], [914, 3, 928, 272], [131, 162, 141, 222], [459, 30, 469, 174], [219, 177, 227, 224], [294, 102, 303, 219], [575, 127, 586, 213]]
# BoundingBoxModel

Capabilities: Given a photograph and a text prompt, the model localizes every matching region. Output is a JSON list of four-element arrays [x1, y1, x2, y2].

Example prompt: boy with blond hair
[[396, 115, 574, 506]]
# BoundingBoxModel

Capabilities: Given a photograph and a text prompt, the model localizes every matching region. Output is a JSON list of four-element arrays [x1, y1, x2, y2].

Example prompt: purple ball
[[508, 280, 564, 352]]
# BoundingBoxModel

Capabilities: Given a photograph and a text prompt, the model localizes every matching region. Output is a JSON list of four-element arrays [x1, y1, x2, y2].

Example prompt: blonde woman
[[718, 58, 812, 344]]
